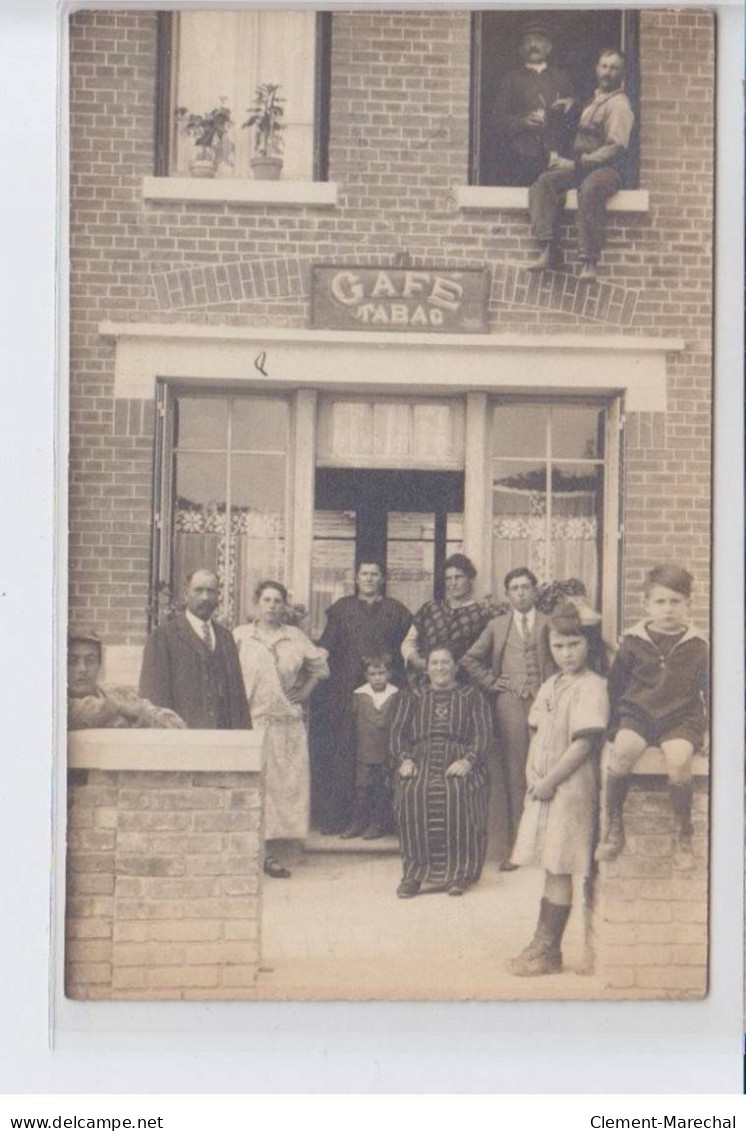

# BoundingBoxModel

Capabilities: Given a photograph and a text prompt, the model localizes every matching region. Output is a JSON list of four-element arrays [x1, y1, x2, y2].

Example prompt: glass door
[[386, 512, 464, 609]]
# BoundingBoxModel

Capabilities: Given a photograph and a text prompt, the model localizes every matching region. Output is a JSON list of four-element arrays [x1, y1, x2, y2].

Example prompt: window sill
[[456, 186, 649, 213], [142, 176, 339, 208]]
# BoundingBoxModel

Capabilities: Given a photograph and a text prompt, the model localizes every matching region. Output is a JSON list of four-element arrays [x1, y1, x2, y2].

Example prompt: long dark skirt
[[395, 740, 489, 887]]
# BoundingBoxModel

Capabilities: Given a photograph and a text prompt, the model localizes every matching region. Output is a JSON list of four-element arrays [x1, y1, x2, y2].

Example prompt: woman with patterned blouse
[[391, 645, 492, 898], [401, 554, 502, 678]]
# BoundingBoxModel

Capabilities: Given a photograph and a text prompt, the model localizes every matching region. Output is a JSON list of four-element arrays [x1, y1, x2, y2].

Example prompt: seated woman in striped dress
[[390, 645, 492, 899]]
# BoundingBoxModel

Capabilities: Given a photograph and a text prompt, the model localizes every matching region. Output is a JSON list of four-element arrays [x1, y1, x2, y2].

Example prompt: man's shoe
[[362, 823, 384, 840], [499, 861, 519, 872], [264, 857, 291, 879], [340, 823, 364, 839], [397, 879, 421, 899], [526, 244, 561, 272], [578, 259, 598, 282]]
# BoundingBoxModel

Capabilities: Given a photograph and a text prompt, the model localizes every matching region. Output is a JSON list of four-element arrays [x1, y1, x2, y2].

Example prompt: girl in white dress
[[508, 601, 609, 976], [234, 580, 329, 879]]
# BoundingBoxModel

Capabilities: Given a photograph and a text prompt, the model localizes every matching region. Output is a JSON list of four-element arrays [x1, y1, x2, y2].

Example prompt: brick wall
[[65, 731, 264, 1001], [592, 760, 709, 998], [68, 9, 714, 642]]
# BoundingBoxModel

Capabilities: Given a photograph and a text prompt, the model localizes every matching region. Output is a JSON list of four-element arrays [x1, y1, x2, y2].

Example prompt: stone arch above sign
[[492, 263, 638, 327], [150, 257, 638, 329]]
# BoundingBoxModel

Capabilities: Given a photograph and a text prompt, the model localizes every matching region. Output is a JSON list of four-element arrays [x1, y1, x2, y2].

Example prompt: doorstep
[[304, 831, 400, 856]]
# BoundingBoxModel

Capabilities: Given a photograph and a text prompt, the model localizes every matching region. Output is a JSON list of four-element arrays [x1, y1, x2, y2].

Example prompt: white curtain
[[174, 11, 316, 180]]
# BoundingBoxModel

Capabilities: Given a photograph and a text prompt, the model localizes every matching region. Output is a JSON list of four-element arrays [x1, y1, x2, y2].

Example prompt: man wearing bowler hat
[[495, 20, 576, 187]]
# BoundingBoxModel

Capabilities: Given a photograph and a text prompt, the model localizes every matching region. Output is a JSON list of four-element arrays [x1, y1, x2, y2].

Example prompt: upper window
[[470, 10, 640, 188], [156, 11, 331, 181]]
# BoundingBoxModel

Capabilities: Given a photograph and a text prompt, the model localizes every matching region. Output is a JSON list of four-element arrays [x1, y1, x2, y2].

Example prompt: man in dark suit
[[461, 567, 554, 868], [495, 21, 576, 187], [139, 568, 250, 730]]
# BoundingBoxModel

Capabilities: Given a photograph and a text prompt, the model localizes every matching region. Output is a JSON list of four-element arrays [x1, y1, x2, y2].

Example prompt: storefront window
[[491, 403, 605, 606], [169, 394, 289, 626]]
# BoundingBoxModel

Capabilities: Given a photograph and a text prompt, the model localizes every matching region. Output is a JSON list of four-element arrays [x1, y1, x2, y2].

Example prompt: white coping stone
[[633, 748, 709, 777], [142, 177, 339, 208], [68, 727, 266, 773]]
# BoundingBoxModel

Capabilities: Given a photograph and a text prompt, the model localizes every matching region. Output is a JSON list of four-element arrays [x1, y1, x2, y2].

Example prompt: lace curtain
[[174, 504, 285, 627], [492, 486, 599, 607]]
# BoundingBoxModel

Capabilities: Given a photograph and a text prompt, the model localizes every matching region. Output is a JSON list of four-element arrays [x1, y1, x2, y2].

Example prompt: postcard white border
[[0, 0, 742, 1093]]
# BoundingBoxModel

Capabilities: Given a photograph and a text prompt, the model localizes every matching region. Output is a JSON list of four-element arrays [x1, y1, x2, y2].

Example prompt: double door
[[310, 469, 464, 637]]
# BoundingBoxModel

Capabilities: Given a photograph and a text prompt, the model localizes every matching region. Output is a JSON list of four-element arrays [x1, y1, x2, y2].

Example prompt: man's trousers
[[487, 691, 533, 865], [528, 166, 622, 261]]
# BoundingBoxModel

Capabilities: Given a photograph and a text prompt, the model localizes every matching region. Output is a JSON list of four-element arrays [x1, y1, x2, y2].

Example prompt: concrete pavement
[[256, 846, 603, 1000]]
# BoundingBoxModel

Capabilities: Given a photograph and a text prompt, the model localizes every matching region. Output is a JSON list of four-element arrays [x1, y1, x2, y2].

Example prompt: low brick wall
[[593, 749, 709, 999], [65, 728, 266, 1000]]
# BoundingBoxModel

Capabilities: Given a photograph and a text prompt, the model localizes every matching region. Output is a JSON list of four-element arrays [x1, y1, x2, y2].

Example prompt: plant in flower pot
[[243, 83, 285, 180], [174, 98, 233, 178]]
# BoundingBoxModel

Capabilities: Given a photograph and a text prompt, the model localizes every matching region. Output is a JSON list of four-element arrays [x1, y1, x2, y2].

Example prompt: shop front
[[100, 319, 680, 680]]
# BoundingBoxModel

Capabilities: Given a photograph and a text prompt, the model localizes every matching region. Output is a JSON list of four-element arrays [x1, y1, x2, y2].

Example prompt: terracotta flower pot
[[250, 155, 283, 181], [190, 146, 218, 178]]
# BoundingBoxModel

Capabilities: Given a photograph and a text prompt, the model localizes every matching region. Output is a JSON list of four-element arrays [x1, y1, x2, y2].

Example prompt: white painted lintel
[[100, 321, 684, 412]]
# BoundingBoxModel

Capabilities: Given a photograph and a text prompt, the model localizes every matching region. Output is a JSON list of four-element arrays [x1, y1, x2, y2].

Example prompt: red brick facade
[[68, 9, 714, 643]]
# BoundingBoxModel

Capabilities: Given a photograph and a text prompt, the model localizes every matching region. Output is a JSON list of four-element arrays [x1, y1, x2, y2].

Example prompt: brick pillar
[[592, 749, 708, 998], [65, 728, 266, 1001]]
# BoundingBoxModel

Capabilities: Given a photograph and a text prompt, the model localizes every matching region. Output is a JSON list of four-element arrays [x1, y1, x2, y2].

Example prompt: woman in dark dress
[[391, 645, 492, 899]]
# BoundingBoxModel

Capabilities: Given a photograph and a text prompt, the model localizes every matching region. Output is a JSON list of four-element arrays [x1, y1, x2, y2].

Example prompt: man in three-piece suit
[[139, 568, 250, 730], [461, 567, 554, 868]]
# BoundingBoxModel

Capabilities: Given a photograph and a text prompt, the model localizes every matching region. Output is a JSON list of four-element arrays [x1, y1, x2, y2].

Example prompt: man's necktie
[[521, 614, 529, 641], [201, 620, 213, 652]]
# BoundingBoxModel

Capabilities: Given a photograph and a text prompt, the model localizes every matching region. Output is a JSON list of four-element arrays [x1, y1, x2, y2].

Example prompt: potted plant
[[174, 98, 232, 178], [243, 83, 285, 180]]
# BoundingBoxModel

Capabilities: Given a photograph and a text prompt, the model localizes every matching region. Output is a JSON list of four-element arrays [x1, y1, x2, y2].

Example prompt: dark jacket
[[608, 620, 709, 730], [139, 613, 251, 730], [460, 609, 554, 693], [496, 65, 574, 142]]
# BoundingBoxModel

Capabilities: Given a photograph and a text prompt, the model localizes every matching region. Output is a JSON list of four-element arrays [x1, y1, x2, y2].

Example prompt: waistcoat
[[501, 616, 542, 697]]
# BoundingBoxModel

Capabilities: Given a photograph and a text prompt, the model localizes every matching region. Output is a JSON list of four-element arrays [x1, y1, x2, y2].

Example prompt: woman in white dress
[[234, 580, 329, 878]]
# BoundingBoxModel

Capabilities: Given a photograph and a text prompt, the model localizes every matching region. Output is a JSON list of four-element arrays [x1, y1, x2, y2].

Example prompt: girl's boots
[[507, 898, 571, 977]]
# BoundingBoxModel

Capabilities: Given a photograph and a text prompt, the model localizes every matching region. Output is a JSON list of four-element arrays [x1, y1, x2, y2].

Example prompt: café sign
[[311, 266, 490, 333]]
